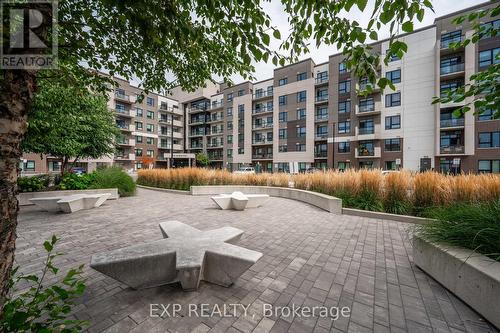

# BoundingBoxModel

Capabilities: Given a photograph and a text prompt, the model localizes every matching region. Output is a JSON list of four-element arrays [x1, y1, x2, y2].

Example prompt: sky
[[227, 0, 485, 83]]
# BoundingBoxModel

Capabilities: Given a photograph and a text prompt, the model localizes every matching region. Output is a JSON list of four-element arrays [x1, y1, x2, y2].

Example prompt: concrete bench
[[90, 221, 262, 290], [30, 193, 111, 213], [211, 191, 269, 210]]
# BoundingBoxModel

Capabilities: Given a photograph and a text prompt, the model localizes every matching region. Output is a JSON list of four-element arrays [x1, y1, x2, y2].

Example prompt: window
[[267, 101, 273, 111], [359, 119, 374, 134], [279, 111, 288, 123], [296, 127, 306, 138], [49, 161, 60, 172], [440, 55, 464, 75], [254, 88, 263, 98], [441, 30, 462, 48], [358, 141, 375, 157], [147, 149, 154, 157], [279, 95, 287, 106], [338, 121, 350, 134], [227, 135, 233, 144], [297, 108, 306, 120], [296, 143, 306, 151], [146, 137, 154, 145], [478, 108, 494, 121], [278, 78, 288, 86], [385, 115, 401, 129], [238, 104, 244, 113], [267, 86, 273, 95], [227, 149, 233, 158], [338, 161, 350, 170], [135, 162, 143, 170], [279, 145, 288, 152], [135, 148, 143, 157], [316, 89, 328, 101], [385, 92, 401, 107], [480, 19, 500, 39], [338, 62, 347, 74], [478, 160, 500, 173], [238, 133, 244, 142], [316, 125, 327, 137], [146, 124, 154, 133], [338, 100, 351, 114], [297, 91, 307, 102], [227, 121, 233, 130], [279, 129, 287, 139], [316, 107, 328, 119], [23, 160, 35, 171], [385, 161, 397, 170], [338, 142, 350, 153], [359, 98, 374, 112], [479, 48, 500, 68], [339, 80, 351, 94], [146, 97, 155, 106], [316, 71, 328, 83], [135, 135, 143, 143], [440, 80, 463, 97], [135, 108, 143, 117], [385, 138, 401, 151], [238, 148, 244, 154], [135, 121, 143, 130], [227, 107, 233, 116], [297, 72, 307, 81], [478, 132, 500, 148], [115, 103, 126, 112], [386, 69, 401, 83], [147, 111, 155, 119], [238, 89, 244, 96], [388, 53, 400, 62]]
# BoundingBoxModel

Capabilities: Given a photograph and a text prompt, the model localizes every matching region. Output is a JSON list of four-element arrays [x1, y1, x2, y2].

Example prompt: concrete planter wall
[[190, 185, 342, 214], [18, 188, 119, 206], [413, 236, 500, 329]]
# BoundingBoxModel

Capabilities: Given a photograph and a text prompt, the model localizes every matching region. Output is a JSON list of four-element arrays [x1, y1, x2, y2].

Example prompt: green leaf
[[402, 21, 414, 33], [273, 29, 281, 39]]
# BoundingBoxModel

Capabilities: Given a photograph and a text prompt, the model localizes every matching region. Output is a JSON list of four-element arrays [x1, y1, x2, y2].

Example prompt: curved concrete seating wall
[[190, 186, 342, 214], [18, 188, 119, 206]]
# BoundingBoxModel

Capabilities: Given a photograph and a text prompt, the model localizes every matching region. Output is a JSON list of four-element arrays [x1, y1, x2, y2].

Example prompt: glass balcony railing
[[253, 91, 273, 99], [358, 148, 375, 156], [440, 118, 465, 128], [441, 36, 462, 49], [252, 154, 273, 159], [315, 114, 329, 121], [440, 63, 465, 75], [358, 104, 375, 113], [358, 128, 375, 135], [315, 77, 329, 84], [315, 151, 328, 158], [440, 145, 465, 154], [252, 106, 273, 114], [315, 95, 328, 102], [252, 122, 273, 129]]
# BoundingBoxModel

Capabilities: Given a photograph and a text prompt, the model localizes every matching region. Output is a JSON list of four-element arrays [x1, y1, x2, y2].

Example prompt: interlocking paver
[[15, 188, 498, 333]]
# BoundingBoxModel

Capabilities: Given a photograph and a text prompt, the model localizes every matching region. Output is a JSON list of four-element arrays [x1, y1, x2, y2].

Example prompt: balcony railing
[[252, 122, 273, 129], [315, 77, 329, 84], [207, 142, 223, 148], [158, 143, 172, 149], [358, 104, 375, 113], [357, 148, 375, 156], [314, 151, 328, 158], [315, 133, 328, 140], [440, 145, 465, 154], [116, 138, 135, 146], [189, 118, 206, 124], [253, 91, 273, 99], [208, 115, 224, 122], [210, 101, 224, 109], [115, 109, 133, 117], [252, 138, 272, 144], [190, 143, 203, 149], [315, 95, 328, 103], [116, 124, 134, 131], [441, 36, 462, 49], [440, 118, 465, 128], [252, 106, 273, 114], [315, 114, 329, 121], [440, 63, 465, 75], [189, 130, 205, 136], [252, 154, 273, 159], [209, 129, 224, 135], [115, 92, 132, 103], [358, 128, 375, 135], [208, 154, 224, 160]]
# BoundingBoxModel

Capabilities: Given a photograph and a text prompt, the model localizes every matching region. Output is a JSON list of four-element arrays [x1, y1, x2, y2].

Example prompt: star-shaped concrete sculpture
[[90, 221, 262, 290], [212, 191, 270, 210]]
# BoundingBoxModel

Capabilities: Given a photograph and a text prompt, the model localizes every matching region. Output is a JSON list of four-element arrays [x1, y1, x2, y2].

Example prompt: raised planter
[[413, 236, 500, 329], [190, 185, 342, 214], [343, 208, 431, 224], [18, 188, 119, 206]]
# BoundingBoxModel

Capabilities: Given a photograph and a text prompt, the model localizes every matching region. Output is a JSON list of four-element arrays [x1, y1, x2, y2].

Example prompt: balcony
[[252, 122, 273, 130], [440, 36, 462, 50], [252, 154, 273, 160], [189, 130, 205, 137], [358, 127, 375, 135], [356, 103, 380, 116], [116, 138, 135, 146], [210, 101, 224, 109], [209, 129, 224, 135], [115, 153, 135, 160], [355, 146, 381, 158], [314, 151, 328, 158], [440, 63, 465, 76], [315, 133, 328, 140], [116, 124, 135, 132], [114, 109, 134, 118], [315, 114, 329, 122], [252, 138, 272, 145], [207, 142, 224, 148], [315, 77, 329, 85], [189, 118, 206, 125], [187, 106, 208, 114], [190, 143, 203, 149], [315, 95, 328, 103], [440, 145, 465, 154], [253, 91, 273, 100], [440, 118, 465, 128], [208, 115, 224, 123], [252, 106, 273, 114], [208, 154, 224, 161], [158, 142, 172, 149], [114, 92, 133, 103]]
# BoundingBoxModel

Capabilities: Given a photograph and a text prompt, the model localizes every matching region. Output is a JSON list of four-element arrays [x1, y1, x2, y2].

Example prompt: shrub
[[0, 236, 88, 332], [90, 167, 136, 196], [417, 200, 500, 262], [58, 173, 96, 190], [383, 171, 412, 214], [17, 175, 51, 192]]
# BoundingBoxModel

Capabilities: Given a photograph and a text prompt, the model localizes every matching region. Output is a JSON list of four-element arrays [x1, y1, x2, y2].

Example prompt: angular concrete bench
[[29, 193, 111, 213], [211, 191, 269, 210], [90, 221, 262, 290]]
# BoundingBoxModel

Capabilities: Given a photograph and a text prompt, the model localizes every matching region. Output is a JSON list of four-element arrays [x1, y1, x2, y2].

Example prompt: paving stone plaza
[[16, 189, 498, 333]]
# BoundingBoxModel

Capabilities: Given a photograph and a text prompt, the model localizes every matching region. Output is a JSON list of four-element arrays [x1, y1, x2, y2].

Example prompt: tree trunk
[[0, 69, 37, 312]]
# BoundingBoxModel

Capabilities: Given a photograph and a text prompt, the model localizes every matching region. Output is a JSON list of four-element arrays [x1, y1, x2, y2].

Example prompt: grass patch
[[90, 167, 136, 197], [417, 201, 500, 262]]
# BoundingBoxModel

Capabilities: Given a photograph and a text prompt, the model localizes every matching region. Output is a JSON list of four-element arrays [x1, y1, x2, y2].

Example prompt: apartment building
[[21, 77, 194, 174], [168, 2, 498, 174], [21, 3, 498, 174]]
